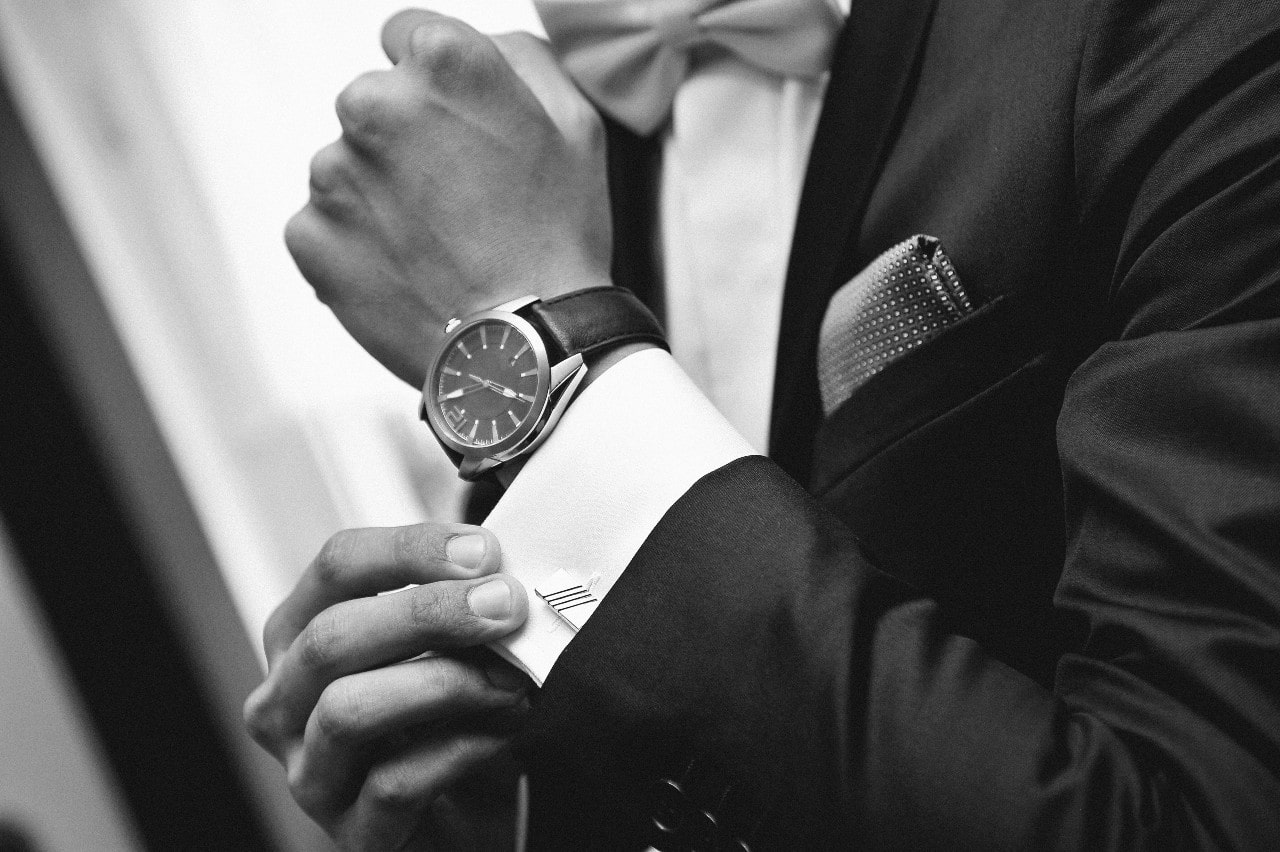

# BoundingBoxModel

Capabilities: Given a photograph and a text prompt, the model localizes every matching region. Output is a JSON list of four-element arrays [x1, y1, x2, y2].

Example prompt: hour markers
[[468, 420, 479, 441], [507, 411, 520, 426], [518, 393, 536, 403], [499, 326, 511, 350], [491, 420, 499, 442], [520, 368, 537, 377], [457, 341, 471, 359], [442, 367, 461, 377], [510, 342, 529, 363], [479, 326, 488, 349]]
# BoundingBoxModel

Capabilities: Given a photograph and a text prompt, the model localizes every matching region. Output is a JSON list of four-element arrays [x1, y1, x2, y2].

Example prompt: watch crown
[[444, 318, 461, 334]]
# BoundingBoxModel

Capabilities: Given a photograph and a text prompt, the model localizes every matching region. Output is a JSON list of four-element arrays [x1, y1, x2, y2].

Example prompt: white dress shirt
[[488, 0, 850, 685], [661, 53, 832, 454]]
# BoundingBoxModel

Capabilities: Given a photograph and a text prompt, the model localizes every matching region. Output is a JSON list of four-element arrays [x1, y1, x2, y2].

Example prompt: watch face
[[432, 319, 543, 450]]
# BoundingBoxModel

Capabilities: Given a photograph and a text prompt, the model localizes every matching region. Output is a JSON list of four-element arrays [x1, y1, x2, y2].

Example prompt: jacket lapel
[[768, 0, 940, 485]]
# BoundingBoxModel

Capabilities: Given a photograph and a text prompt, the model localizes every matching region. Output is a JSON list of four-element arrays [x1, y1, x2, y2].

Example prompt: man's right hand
[[285, 11, 613, 390], [243, 523, 531, 850]]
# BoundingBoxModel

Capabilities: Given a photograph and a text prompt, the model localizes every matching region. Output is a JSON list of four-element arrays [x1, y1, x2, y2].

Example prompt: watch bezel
[[423, 309, 552, 460]]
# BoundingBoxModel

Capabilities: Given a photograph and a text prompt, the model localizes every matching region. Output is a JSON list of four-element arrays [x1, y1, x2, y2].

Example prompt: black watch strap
[[425, 286, 667, 483], [525, 286, 668, 362]]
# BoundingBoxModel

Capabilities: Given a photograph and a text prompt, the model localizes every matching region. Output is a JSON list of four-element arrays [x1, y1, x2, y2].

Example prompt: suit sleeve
[[515, 3, 1280, 849]]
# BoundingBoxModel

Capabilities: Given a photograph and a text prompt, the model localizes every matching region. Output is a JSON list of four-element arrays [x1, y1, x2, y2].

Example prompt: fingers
[[263, 523, 502, 665], [380, 11, 594, 135], [336, 731, 514, 851], [381, 9, 444, 65], [334, 68, 441, 162], [284, 203, 347, 299], [288, 653, 529, 822], [381, 9, 482, 67], [382, 10, 499, 88], [381, 12, 587, 139], [244, 523, 531, 847], [247, 573, 528, 752], [284, 203, 438, 388]]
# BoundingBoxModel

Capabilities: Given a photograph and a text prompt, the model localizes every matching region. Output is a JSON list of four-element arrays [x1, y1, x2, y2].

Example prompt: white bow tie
[[534, 0, 844, 135]]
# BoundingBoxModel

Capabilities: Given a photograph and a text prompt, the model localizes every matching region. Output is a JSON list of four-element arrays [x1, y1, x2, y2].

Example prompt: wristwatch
[[421, 287, 667, 481]]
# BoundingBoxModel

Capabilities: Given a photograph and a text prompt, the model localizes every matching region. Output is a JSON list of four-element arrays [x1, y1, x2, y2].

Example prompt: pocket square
[[818, 235, 975, 414]]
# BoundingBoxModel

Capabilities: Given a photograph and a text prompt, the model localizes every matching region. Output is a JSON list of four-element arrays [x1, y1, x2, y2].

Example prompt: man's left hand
[[285, 10, 612, 388]]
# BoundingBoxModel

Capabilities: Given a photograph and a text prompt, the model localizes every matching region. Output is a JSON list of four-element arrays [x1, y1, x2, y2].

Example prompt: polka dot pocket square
[[818, 235, 976, 415]]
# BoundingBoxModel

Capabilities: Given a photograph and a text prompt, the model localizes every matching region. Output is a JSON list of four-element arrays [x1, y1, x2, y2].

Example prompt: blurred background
[[0, 1, 543, 849]]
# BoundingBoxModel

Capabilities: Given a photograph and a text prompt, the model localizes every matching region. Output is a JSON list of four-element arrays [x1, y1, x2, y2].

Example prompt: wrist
[[422, 287, 666, 485]]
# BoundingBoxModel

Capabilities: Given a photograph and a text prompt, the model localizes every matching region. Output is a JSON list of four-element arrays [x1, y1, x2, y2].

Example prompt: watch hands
[[442, 381, 485, 400], [469, 374, 520, 399]]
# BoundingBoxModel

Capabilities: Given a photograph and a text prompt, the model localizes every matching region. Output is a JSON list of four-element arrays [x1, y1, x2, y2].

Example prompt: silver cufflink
[[534, 569, 599, 631]]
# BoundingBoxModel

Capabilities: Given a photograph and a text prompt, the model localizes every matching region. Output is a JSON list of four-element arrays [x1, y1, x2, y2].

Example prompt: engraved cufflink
[[534, 569, 599, 631]]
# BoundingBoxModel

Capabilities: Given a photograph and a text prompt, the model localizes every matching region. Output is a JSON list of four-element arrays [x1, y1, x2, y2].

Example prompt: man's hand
[[285, 10, 612, 388], [243, 523, 531, 850]]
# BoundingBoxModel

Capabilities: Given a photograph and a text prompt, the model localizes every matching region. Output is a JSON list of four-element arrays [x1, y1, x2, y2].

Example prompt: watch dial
[[434, 320, 540, 448]]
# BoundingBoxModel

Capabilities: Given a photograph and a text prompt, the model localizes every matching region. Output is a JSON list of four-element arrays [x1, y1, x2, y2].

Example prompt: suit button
[[650, 777, 689, 835]]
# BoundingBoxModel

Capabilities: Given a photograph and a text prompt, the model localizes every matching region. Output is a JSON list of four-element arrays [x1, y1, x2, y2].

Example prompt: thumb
[[381, 8, 482, 65]]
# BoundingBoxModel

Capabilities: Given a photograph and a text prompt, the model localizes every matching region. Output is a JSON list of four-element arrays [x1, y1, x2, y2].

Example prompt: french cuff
[[483, 347, 756, 685]]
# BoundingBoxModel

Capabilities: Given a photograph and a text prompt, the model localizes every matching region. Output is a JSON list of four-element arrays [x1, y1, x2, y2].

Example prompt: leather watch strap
[[425, 286, 668, 484], [526, 286, 668, 362]]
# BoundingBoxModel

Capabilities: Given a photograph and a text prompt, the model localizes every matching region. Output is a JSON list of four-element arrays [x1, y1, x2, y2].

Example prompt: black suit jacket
[[517, 0, 1280, 848]]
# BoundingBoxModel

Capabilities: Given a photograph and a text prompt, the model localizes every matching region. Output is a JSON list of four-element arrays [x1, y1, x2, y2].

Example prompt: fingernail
[[468, 579, 513, 620], [447, 534, 487, 570], [484, 658, 527, 692]]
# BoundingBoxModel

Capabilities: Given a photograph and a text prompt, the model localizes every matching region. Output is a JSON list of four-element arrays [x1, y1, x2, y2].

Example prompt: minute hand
[[471, 375, 520, 400]]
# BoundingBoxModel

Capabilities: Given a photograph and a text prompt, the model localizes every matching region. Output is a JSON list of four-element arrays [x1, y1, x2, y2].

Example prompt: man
[[245, 1, 1280, 849]]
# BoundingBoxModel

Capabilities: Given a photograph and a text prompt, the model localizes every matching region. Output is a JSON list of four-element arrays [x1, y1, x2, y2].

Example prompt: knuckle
[[313, 530, 356, 586], [390, 524, 432, 570], [437, 732, 478, 767], [365, 763, 424, 813], [285, 757, 307, 799], [261, 606, 288, 661], [334, 73, 379, 125], [407, 585, 450, 630], [414, 20, 484, 79], [425, 657, 479, 702], [283, 208, 318, 262], [312, 681, 368, 745], [298, 610, 345, 674], [336, 72, 408, 143], [307, 142, 350, 197], [242, 686, 278, 747], [417, 20, 470, 60], [285, 760, 325, 818], [283, 208, 347, 304]]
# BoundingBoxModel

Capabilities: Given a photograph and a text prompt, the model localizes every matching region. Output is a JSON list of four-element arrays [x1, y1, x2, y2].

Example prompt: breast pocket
[[818, 234, 978, 416], [811, 290, 1046, 495], [812, 287, 1082, 684]]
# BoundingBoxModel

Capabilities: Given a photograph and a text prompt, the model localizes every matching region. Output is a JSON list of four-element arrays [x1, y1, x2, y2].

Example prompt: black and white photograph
[[1, 0, 1278, 849]]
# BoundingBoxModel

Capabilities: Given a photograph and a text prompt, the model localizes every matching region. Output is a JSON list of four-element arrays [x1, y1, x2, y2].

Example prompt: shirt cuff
[[483, 347, 757, 685]]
